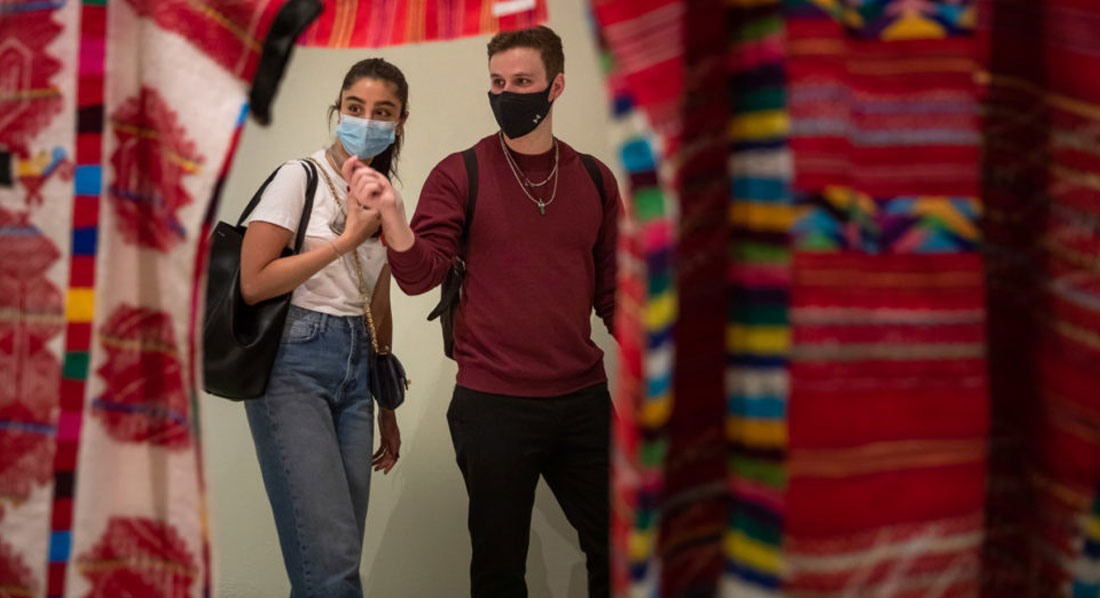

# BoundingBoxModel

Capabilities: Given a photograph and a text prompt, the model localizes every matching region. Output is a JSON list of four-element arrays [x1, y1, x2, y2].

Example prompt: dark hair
[[328, 58, 409, 180], [486, 25, 564, 82]]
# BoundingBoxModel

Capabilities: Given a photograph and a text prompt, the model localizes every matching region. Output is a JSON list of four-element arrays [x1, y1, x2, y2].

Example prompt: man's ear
[[549, 72, 565, 102]]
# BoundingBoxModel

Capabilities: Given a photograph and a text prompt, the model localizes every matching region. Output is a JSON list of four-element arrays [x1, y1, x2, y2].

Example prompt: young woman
[[238, 58, 408, 598]]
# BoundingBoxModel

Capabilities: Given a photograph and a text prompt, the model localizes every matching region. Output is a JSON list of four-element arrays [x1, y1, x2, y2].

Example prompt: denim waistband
[[287, 304, 366, 333]]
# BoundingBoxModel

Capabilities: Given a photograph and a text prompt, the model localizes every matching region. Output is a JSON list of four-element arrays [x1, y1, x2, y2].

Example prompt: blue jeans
[[246, 305, 375, 598]]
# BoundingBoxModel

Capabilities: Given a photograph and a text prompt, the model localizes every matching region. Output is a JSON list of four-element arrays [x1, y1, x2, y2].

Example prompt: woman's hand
[[373, 407, 401, 474], [343, 156, 404, 218], [342, 156, 414, 251], [337, 190, 382, 251]]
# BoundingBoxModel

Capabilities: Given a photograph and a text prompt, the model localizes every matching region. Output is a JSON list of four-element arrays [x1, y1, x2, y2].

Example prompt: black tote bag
[[202, 160, 318, 400]]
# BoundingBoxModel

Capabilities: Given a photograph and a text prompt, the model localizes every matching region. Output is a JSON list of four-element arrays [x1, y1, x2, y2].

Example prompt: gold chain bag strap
[[307, 157, 409, 408]]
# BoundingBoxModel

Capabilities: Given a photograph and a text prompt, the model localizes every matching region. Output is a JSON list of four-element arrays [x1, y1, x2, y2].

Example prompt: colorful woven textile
[[0, 1, 293, 596], [722, 1, 793, 596], [980, 0, 1100, 595], [297, 0, 546, 48], [594, 0, 996, 596], [591, 1, 684, 596]]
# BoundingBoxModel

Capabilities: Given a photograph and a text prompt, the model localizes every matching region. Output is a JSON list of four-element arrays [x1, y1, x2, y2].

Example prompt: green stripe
[[731, 242, 790, 263], [63, 352, 90, 380], [732, 510, 782, 545], [733, 15, 783, 43], [641, 438, 667, 468], [634, 188, 667, 221], [648, 271, 671, 296], [729, 303, 788, 326], [735, 88, 786, 112], [730, 455, 787, 487]]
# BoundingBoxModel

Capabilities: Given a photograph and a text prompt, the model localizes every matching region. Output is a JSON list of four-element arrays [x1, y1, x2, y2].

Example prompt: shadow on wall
[[360, 359, 588, 596]]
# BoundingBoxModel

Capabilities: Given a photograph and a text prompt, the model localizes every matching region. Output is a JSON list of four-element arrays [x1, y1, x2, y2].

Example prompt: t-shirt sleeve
[[242, 161, 308, 233]]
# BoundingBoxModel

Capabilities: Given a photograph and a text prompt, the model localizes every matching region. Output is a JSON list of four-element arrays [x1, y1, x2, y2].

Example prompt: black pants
[[447, 383, 611, 598]]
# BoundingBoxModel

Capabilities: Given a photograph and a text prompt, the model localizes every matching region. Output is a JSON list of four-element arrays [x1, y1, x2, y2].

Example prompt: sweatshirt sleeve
[[592, 159, 621, 336], [387, 152, 469, 296]]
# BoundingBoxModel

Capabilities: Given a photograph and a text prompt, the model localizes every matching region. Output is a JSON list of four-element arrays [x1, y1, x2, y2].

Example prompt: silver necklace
[[499, 132, 559, 215]]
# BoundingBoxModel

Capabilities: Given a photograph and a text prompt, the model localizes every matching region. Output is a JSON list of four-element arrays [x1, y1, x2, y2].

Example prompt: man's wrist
[[381, 214, 414, 252]]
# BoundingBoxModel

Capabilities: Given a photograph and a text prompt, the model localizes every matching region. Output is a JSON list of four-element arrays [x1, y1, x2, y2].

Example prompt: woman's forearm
[[241, 243, 346, 305]]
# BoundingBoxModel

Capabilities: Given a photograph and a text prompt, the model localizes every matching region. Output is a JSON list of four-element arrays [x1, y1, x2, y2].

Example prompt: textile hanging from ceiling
[[0, 1, 310, 596], [297, 0, 546, 48], [593, 0, 1099, 596]]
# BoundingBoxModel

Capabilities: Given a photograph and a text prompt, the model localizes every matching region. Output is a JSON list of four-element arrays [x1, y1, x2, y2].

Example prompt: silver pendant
[[538, 202, 546, 215]]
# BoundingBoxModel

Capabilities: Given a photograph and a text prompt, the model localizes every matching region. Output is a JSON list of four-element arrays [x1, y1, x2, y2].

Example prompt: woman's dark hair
[[328, 58, 409, 180]]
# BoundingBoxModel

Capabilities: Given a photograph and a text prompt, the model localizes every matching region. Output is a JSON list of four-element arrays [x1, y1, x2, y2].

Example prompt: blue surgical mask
[[336, 115, 397, 160]]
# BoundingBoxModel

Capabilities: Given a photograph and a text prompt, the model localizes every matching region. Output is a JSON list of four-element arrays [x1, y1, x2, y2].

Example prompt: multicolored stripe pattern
[[298, 0, 547, 48], [592, 1, 683, 595], [47, 1, 106, 595], [722, 1, 793, 596]]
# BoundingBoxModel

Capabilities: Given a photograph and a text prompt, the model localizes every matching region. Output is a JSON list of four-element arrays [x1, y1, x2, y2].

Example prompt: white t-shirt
[[244, 149, 387, 317]]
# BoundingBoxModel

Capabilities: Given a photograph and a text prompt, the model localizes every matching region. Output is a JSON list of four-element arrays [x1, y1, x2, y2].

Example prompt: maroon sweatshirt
[[387, 133, 620, 397]]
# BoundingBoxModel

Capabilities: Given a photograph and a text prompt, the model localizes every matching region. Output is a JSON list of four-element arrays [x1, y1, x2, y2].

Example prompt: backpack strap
[[426, 148, 478, 322], [579, 153, 608, 211], [459, 147, 479, 253]]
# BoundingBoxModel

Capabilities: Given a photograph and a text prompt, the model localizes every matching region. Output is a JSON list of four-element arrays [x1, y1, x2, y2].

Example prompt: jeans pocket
[[282, 317, 319, 344]]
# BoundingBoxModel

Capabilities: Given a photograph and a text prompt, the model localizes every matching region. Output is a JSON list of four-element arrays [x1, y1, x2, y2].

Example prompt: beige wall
[[199, 1, 619, 596]]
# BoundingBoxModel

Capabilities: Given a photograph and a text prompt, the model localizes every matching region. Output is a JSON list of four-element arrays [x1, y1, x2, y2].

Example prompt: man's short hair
[[487, 25, 564, 81]]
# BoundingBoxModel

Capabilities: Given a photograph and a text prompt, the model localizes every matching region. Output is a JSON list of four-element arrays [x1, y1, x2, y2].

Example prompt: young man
[[347, 25, 620, 598]]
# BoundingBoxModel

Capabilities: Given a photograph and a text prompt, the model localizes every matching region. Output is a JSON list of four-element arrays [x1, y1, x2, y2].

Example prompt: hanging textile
[[590, 1, 684, 596], [780, 2, 989, 597], [297, 0, 546, 48], [0, 1, 317, 596], [981, 0, 1100, 594]]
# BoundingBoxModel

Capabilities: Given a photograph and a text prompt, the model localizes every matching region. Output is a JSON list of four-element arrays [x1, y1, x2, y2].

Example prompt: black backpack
[[426, 147, 608, 359]]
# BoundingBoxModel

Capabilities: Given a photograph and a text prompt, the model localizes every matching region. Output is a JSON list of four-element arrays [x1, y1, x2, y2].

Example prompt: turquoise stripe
[[732, 177, 789, 202], [647, 373, 672, 398], [621, 138, 656, 172], [728, 396, 786, 418]]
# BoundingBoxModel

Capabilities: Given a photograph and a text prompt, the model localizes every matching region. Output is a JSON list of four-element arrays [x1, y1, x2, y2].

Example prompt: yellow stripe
[[726, 325, 789, 354], [186, 0, 262, 53], [985, 73, 1100, 123], [629, 529, 655, 562], [99, 336, 178, 357], [644, 291, 677, 330], [640, 394, 673, 428], [729, 110, 789, 141], [0, 88, 63, 101], [729, 202, 793, 231], [1086, 515, 1100, 540], [725, 530, 783, 574], [912, 198, 981, 239], [0, 310, 66, 325], [66, 289, 95, 323], [77, 557, 197, 575], [880, 11, 948, 41], [726, 417, 787, 446]]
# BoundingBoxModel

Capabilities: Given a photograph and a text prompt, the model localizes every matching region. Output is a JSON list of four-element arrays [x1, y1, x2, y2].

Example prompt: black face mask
[[488, 86, 553, 139]]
